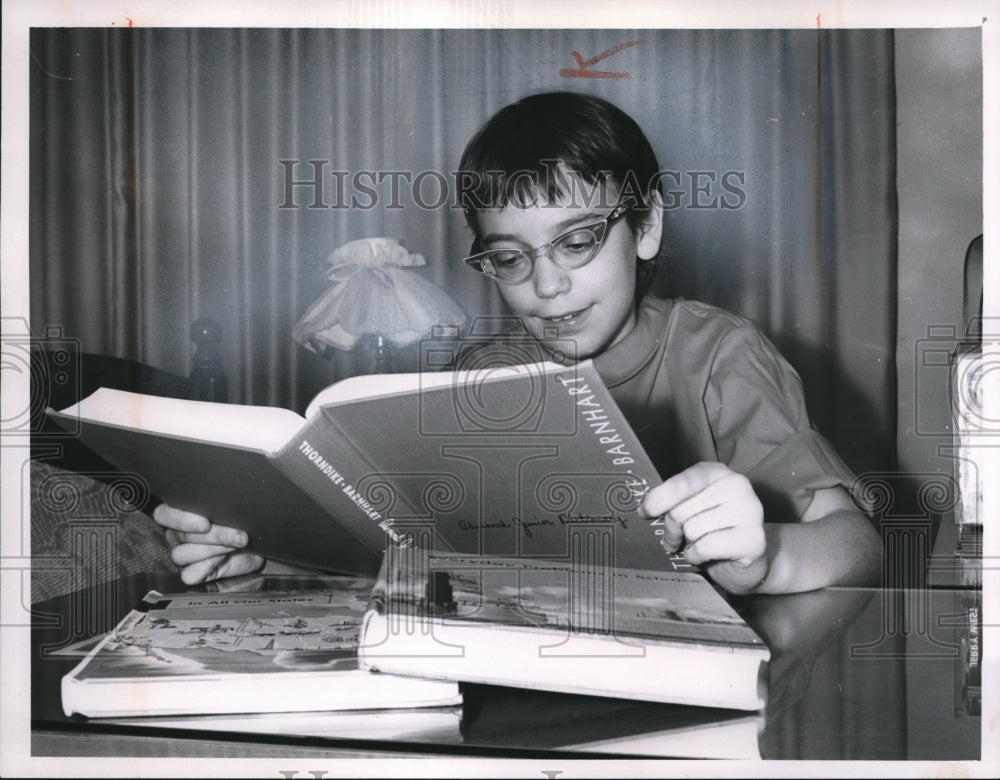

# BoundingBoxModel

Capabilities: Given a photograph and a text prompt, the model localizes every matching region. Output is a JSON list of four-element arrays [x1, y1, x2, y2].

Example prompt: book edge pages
[[304, 359, 575, 418], [52, 388, 306, 453]]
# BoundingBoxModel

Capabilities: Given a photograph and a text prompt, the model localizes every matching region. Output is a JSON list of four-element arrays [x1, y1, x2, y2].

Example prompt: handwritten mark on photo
[[559, 41, 644, 79]]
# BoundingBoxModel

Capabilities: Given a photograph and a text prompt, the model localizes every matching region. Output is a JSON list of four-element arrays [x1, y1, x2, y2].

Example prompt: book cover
[[357, 549, 770, 711], [61, 578, 461, 718], [49, 360, 671, 575]]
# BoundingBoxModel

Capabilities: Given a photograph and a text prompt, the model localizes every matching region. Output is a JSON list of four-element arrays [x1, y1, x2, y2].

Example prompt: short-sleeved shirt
[[591, 297, 857, 523]]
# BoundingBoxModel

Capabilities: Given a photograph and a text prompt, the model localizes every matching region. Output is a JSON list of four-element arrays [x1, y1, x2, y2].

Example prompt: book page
[[58, 388, 306, 453]]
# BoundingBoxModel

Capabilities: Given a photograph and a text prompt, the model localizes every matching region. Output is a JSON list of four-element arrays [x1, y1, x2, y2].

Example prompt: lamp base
[[373, 334, 393, 374]]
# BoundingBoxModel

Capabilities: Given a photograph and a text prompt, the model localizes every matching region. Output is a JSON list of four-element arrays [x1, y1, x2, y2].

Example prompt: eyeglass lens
[[484, 223, 606, 282]]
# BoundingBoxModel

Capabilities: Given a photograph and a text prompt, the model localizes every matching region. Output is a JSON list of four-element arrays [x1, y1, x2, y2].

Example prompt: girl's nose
[[531, 252, 571, 299]]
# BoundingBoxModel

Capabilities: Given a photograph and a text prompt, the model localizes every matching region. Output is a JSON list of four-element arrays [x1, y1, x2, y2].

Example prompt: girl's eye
[[556, 230, 598, 254], [489, 251, 524, 268]]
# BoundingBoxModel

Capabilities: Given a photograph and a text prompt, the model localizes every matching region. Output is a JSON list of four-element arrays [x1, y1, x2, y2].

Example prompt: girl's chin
[[533, 333, 602, 362]]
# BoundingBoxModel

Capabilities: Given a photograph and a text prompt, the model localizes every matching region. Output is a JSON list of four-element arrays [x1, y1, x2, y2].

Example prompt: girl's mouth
[[542, 306, 589, 325]]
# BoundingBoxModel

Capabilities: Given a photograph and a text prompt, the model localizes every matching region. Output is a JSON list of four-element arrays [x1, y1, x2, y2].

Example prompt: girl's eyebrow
[[481, 210, 607, 245]]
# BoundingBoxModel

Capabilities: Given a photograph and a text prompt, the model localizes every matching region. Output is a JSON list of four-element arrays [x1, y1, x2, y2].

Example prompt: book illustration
[[384, 555, 759, 647], [62, 578, 463, 718], [75, 584, 376, 682], [48, 633, 110, 658]]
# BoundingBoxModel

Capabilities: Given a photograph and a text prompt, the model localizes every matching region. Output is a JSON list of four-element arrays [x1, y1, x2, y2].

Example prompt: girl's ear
[[635, 191, 664, 261]]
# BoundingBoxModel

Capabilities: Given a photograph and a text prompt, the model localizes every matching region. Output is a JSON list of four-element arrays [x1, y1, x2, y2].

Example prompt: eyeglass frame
[[463, 202, 631, 285]]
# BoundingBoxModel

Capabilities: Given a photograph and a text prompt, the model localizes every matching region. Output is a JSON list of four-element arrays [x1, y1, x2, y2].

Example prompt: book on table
[[60, 576, 461, 718], [47, 359, 680, 576], [356, 549, 770, 712]]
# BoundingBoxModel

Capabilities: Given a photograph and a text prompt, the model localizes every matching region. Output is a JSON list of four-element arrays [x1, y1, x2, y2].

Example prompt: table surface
[[30, 571, 983, 761]]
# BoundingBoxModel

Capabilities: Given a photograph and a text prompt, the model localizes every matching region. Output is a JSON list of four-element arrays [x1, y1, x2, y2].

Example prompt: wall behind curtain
[[30, 28, 897, 477]]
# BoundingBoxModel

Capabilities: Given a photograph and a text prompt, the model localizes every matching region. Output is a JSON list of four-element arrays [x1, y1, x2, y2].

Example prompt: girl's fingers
[[153, 503, 212, 533], [178, 554, 229, 585], [658, 515, 685, 552], [177, 552, 265, 585], [171, 543, 245, 567], [211, 552, 266, 581], [683, 522, 766, 567], [641, 462, 731, 519], [666, 471, 758, 527], [164, 524, 249, 549]]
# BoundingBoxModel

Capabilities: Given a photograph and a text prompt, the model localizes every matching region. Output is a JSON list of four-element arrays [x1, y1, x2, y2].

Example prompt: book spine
[[547, 362, 671, 572], [554, 361, 661, 485]]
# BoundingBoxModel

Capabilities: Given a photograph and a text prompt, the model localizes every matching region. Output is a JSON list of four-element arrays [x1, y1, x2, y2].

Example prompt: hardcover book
[[48, 359, 671, 575], [61, 578, 461, 718], [357, 549, 770, 711]]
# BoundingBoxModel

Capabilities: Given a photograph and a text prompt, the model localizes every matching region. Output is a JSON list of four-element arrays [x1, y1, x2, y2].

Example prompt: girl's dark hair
[[457, 91, 663, 300]]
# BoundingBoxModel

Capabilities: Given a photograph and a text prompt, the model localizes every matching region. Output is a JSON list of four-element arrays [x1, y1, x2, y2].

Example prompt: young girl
[[154, 91, 882, 594]]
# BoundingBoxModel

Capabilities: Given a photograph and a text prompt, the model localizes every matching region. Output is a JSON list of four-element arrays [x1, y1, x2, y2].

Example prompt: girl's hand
[[152, 504, 266, 585], [640, 461, 769, 594]]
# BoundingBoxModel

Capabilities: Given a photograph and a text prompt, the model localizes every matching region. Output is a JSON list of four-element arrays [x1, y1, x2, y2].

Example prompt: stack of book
[[63, 556, 768, 725], [54, 359, 771, 730]]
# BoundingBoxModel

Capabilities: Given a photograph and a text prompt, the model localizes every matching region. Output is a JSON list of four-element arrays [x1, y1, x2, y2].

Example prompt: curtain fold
[[30, 28, 898, 476]]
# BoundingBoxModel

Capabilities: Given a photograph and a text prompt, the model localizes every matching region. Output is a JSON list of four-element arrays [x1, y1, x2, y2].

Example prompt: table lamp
[[293, 237, 467, 373]]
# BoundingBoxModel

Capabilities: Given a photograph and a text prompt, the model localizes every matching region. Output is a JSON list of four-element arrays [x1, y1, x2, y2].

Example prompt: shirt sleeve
[[702, 322, 857, 523]]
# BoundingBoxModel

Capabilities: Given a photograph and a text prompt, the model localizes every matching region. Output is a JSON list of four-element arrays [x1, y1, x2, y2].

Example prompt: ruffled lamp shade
[[293, 238, 467, 371]]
